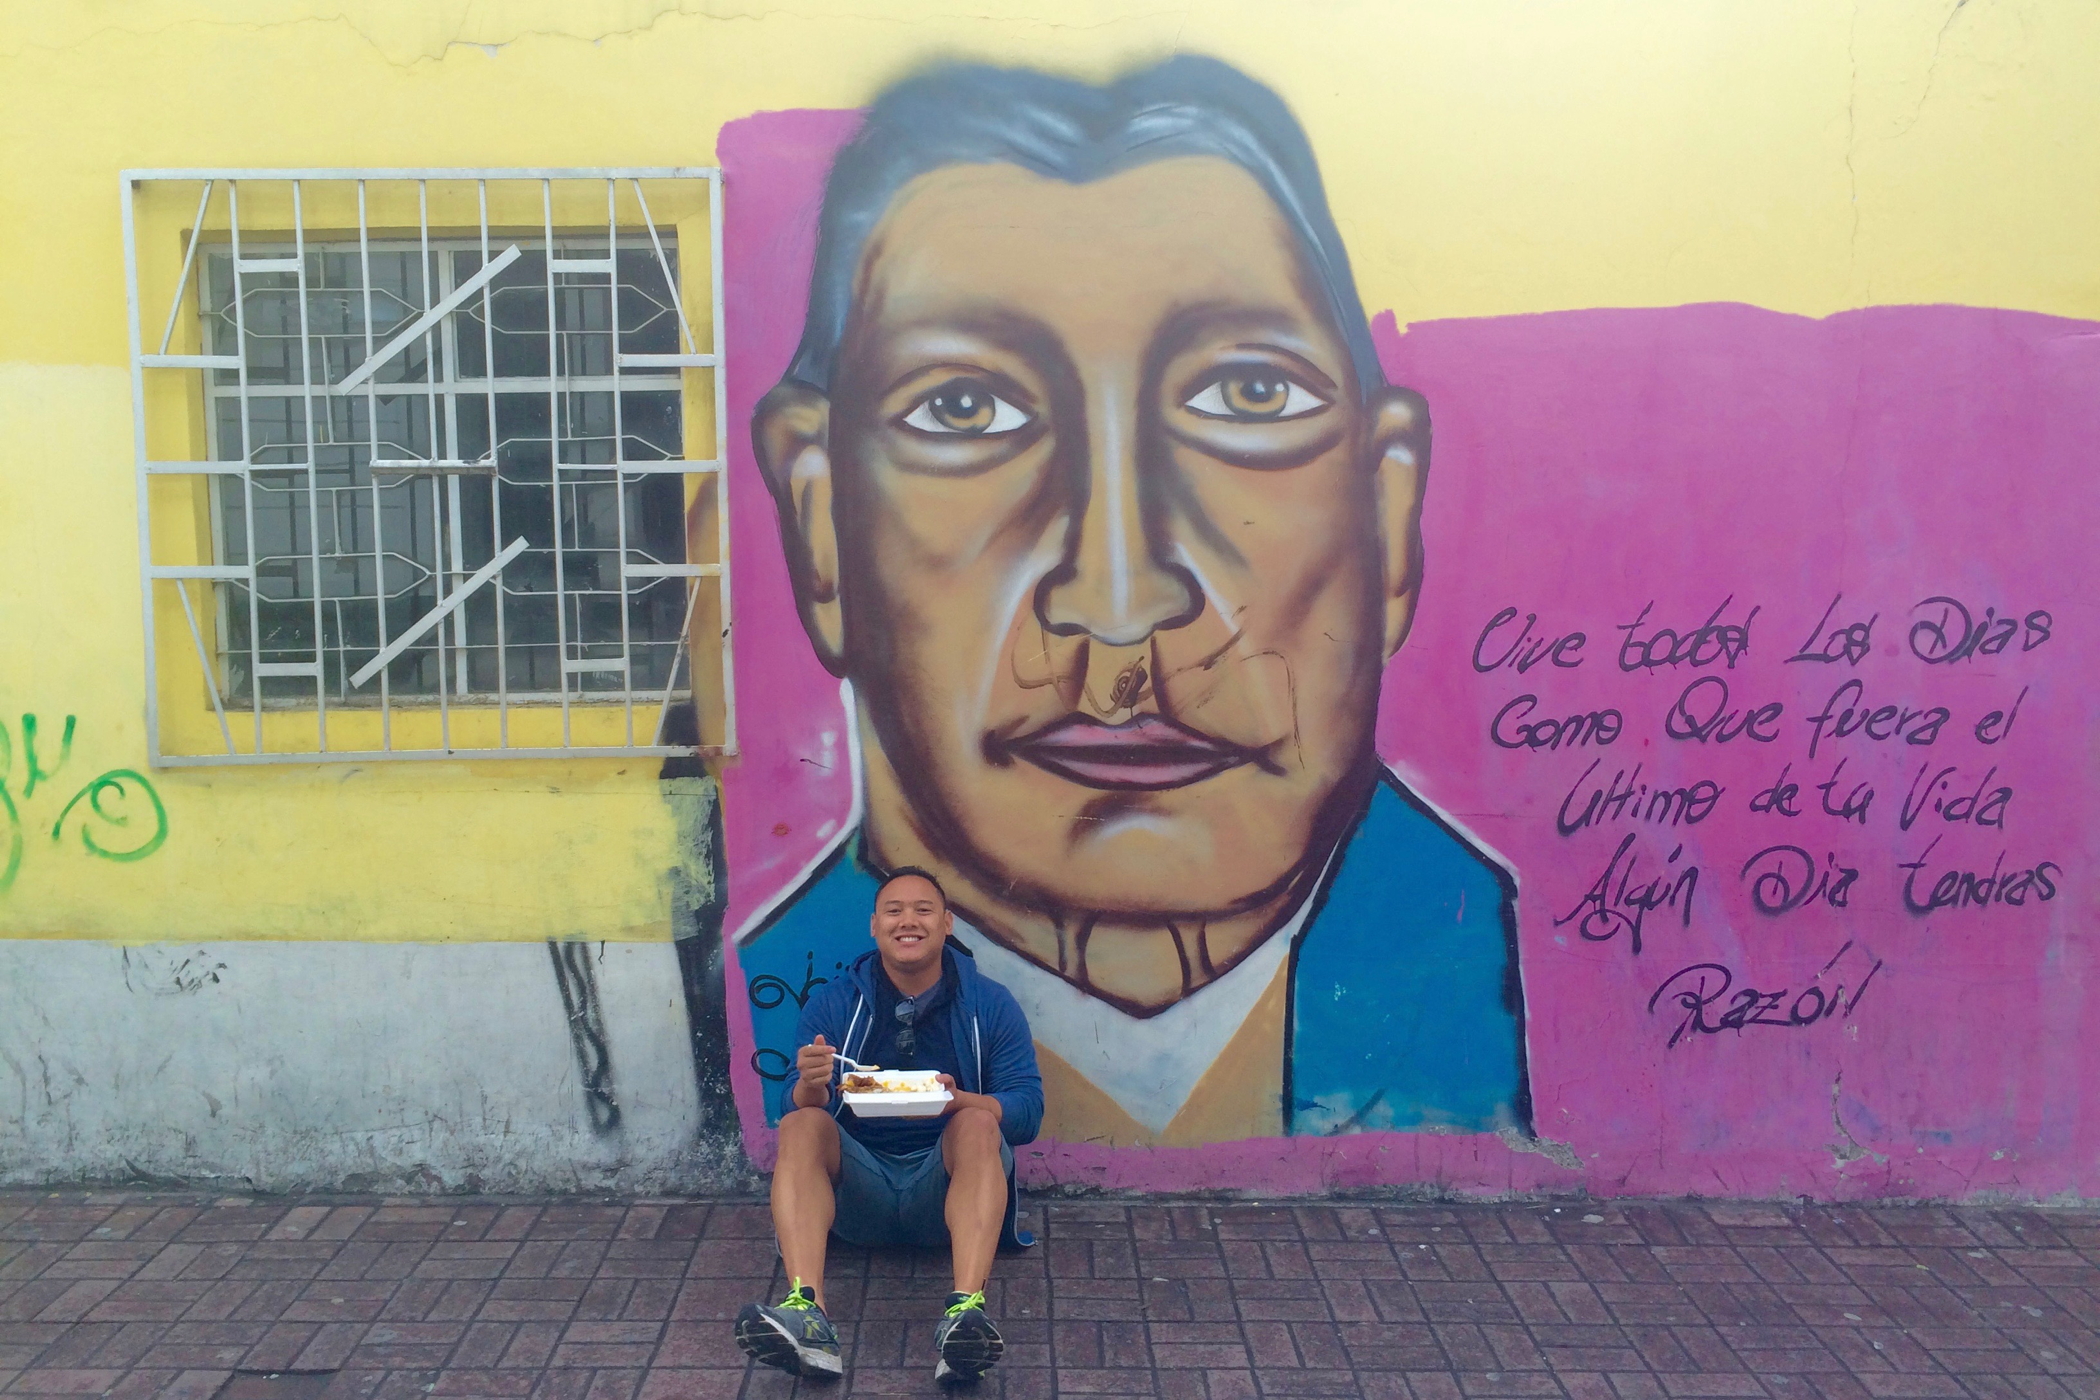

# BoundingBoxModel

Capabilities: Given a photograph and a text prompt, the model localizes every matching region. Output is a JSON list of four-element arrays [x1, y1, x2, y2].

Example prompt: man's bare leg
[[940, 1106, 1007, 1295], [773, 1106, 843, 1306]]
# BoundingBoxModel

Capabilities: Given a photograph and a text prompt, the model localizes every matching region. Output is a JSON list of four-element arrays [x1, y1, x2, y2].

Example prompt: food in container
[[839, 1067, 952, 1117]]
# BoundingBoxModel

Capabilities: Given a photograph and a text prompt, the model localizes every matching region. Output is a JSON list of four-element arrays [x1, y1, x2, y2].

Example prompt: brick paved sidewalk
[[3, 1193, 2097, 1400]]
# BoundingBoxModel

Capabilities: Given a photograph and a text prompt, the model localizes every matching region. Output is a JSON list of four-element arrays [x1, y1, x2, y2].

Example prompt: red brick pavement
[[3, 1193, 2097, 1400]]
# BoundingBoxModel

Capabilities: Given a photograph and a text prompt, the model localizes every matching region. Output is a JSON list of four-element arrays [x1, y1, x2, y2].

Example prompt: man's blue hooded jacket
[[786, 944, 1045, 1148]]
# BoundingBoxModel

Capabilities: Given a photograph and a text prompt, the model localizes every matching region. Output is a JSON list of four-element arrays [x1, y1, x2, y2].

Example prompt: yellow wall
[[2, 0, 2095, 943]]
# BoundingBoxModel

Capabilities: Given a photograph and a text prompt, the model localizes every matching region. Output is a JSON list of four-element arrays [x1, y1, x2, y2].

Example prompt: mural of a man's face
[[759, 155, 1429, 936]]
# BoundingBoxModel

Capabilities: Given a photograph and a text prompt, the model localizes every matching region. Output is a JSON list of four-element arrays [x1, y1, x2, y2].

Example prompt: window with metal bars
[[199, 238, 690, 703], [126, 169, 730, 765]]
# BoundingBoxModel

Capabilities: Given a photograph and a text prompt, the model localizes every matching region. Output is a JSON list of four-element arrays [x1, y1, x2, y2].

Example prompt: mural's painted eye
[[1184, 373, 1328, 421], [901, 380, 1032, 435]]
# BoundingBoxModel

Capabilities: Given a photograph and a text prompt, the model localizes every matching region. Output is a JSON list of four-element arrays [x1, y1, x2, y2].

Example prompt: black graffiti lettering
[[1647, 942, 1881, 1048], [1490, 693, 1623, 752], [1898, 835, 2063, 914], [1908, 597, 1974, 663], [1831, 864, 1862, 908], [1803, 679, 1949, 759], [1973, 686, 2028, 745], [1556, 758, 1725, 836], [749, 953, 846, 1082], [1648, 963, 1731, 1048], [1663, 675, 1784, 744], [1616, 598, 1760, 672], [1909, 596, 2054, 664], [1750, 763, 1803, 817], [1899, 762, 2013, 833], [1553, 831, 1698, 956], [1814, 757, 1874, 825], [1473, 607, 1588, 674], [1723, 989, 1788, 1033], [748, 951, 831, 1013], [1739, 844, 1859, 916], [1786, 594, 1876, 666]]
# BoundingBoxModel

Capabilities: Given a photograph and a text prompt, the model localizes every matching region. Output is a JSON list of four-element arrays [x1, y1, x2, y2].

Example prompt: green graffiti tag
[[0, 714, 168, 894], [19, 714, 74, 799], [0, 784, 18, 892], [50, 770, 168, 862]]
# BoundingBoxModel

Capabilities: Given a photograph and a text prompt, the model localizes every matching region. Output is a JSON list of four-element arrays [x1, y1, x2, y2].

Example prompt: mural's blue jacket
[[787, 945, 1046, 1147], [743, 770, 1531, 1139]]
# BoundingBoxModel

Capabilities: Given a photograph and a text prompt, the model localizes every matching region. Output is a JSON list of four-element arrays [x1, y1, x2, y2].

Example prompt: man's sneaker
[[734, 1280, 843, 1378], [932, 1289, 1003, 1383]]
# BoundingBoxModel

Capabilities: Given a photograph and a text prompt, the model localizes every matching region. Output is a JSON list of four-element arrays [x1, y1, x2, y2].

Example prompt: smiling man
[[738, 56, 1530, 1146], [735, 867, 1041, 1383]]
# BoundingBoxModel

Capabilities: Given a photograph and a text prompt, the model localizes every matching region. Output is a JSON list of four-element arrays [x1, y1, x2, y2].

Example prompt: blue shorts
[[831, 1124, 1013, 1249]]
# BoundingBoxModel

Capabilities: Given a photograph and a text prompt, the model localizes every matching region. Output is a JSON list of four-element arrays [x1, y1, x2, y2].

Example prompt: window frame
[[122, 168, 735, 766], [196, 233, 690, 708]]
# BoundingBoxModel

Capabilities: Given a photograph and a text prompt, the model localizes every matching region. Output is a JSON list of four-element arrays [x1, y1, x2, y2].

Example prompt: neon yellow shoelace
[[946, 1289, 987, 1316], [779, 1278, 818, 1311]]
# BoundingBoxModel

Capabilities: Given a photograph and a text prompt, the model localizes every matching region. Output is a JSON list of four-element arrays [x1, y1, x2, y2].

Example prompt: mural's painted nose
[[1036, 386, 1199, 646]]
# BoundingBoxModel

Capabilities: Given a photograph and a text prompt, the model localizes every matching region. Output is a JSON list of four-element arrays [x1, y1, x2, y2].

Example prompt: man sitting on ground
[[734, 867, 1044, 1383]]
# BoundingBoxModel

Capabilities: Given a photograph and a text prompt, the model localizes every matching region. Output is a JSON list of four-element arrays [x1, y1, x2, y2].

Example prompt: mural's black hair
[[876, 862, 949, 909], [786, 54, 1385, 399]]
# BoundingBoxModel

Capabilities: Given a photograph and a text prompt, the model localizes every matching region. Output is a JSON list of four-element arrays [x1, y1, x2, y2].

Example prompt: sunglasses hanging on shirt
[[894, 997, 918, 1059]]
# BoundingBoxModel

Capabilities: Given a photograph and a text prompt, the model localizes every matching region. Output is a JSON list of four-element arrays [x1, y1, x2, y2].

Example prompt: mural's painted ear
[[1372, 385, 1431, 659], [754, 382, 848, 673]]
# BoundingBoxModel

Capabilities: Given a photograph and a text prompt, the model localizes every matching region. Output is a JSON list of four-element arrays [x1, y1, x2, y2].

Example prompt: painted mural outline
[[692, 53, 2097, 1196], [729, 57, 1529, 1147]]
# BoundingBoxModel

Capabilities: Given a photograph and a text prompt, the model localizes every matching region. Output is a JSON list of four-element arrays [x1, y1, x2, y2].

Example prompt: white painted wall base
[[0, 939, 732, 1193]]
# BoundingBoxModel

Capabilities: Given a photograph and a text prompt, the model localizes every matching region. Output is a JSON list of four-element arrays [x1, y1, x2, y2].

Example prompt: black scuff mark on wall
[[660, 700, 745, 1171], [548, 939, 621, 1135]]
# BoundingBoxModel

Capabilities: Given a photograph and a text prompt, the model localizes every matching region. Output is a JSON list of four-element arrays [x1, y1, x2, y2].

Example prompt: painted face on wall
[[759, 155, 1430, 968]]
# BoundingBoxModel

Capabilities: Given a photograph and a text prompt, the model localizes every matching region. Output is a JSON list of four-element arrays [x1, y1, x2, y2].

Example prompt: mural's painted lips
[[1004, 714, 1251, 791]]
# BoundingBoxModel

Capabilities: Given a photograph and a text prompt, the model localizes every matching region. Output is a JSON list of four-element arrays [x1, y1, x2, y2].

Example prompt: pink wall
[[711, 108, 2099, 1200]]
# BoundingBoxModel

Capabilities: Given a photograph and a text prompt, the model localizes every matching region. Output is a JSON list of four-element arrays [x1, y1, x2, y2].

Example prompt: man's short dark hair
[[875, 864, 948, 909], [786, 54, 1384, 399]]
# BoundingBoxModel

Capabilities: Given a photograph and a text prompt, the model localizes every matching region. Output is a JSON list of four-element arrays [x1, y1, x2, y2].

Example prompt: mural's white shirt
[[955, 896, 1311, 1134]]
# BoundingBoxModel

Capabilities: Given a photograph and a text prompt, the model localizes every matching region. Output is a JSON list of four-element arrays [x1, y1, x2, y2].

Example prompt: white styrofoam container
[[841, 1069, 951, 1118], [841, 1089, 953, 1118]]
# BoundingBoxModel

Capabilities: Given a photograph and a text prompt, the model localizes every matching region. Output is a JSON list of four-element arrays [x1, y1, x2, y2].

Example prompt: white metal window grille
[[121, 169, 735, 765]]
